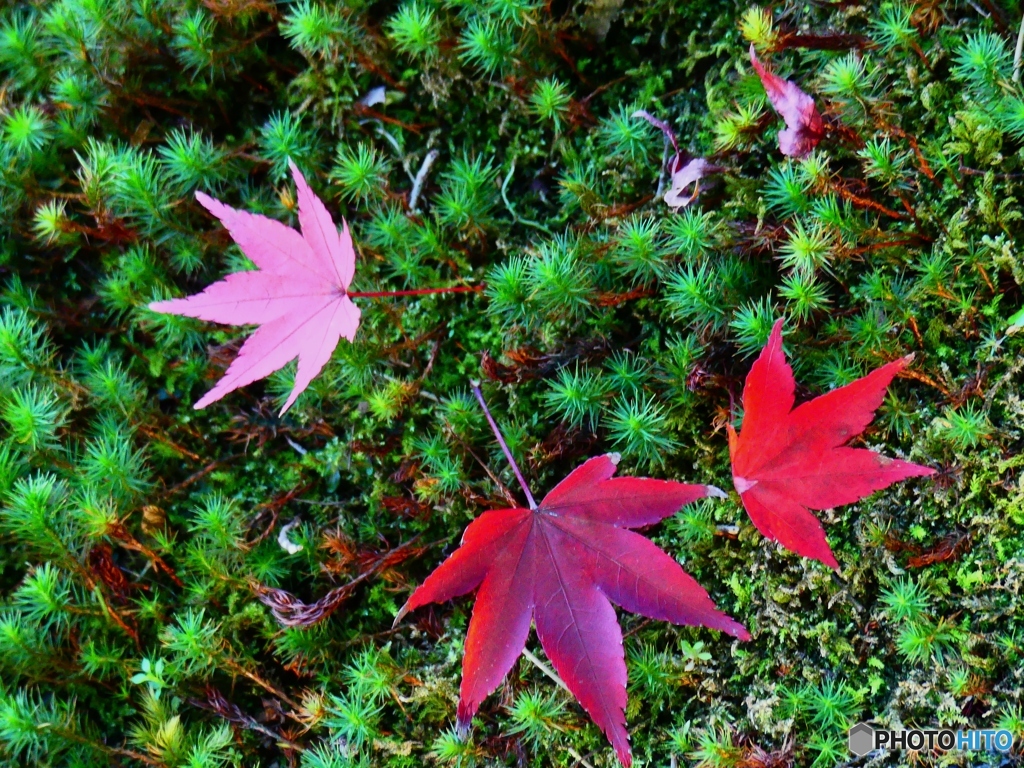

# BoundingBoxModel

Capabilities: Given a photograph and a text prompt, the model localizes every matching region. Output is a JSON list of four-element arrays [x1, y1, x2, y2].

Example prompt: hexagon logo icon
[[848, 722, 875, 756]]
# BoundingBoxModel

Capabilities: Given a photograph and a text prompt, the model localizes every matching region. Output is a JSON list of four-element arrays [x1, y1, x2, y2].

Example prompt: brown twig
[[906, 315, 924, 347], [452, 432, 520, 508], [221, 658, 301, 711], [109, 522, 184, 587], [886, 126, 937, 183], [161, 454, 244, 497], [137, 424, 203, 462], [190, 687, 306, 752], [596, 287, 655, 306], [895, 366, 951, 398], [831, 184, 905, 220], [250, 539, 425, 629], [244, 484, 312, 549], [777, 32, 870, 50]]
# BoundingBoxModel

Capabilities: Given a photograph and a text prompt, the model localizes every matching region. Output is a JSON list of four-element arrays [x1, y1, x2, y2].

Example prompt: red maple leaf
[[397, 386, 748, 767], [149, 162, 476, 414], [728, 320, 934, 568], [749, 44, 824, 158]]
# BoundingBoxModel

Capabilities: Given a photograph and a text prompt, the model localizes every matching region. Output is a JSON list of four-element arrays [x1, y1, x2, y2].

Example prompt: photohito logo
[[848, 722, 1014, 756]]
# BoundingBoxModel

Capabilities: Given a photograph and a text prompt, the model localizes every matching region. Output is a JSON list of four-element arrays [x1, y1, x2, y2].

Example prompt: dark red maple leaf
[[397, 385, 748, 767], [728, 320, 935, 569]]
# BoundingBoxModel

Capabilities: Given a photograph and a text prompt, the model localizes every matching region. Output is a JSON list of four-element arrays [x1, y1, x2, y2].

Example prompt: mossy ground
[[1, 0, 1023, 766]]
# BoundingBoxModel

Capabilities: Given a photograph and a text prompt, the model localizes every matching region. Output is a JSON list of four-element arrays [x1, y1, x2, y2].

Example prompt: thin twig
[[831, 184, 905, 220], [566, 746, 598, 768], [470, 380, 537, 509], [966, 0, 989, 18], [53, 727, 163, 767], [522, 648, 571, 694], [162, 454, 243, 497], [1015, 12, 1024, 83], [409, 149, 439, 212], [109, 522, 184, 587], [655, 137, 671, 199], [137, 424, 202, 461], [984, 354, 1024, 408], [223, 658, 301, 710], [632, 109, 679, 200], [500, 159, 555, 235], [958, 164, 1024, 178], [191, 688, 306, 753], [622, 618, 652, 639], [418, 337, 442, 383]]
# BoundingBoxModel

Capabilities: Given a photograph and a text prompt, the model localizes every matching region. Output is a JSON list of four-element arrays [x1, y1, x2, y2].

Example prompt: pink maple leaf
[[749, 44, 824, 158], [150, 162, 474, 413]]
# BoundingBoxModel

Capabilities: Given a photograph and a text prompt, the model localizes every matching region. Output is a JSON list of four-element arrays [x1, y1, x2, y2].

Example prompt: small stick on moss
[[162, 454, 243, 497], [655, 137, 671, 199], [222, 658, 302, 711], [522, 648, 571, 695], [1015, 12, 1024, 82], [137, 424, 202, 461], [501, 158, 555, 235], [409, 148, 439, 212], [193, 687, 307, 753], [566, 746, 598, 768]]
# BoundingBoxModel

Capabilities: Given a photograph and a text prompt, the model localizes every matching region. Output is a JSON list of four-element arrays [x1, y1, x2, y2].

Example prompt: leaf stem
[[522, 648, 571, 694], [470, 380, 537, 509], [348, 285, 481, 298]]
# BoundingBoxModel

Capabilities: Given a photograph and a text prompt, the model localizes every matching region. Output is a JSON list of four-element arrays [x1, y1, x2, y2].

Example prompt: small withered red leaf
[[664, 157, 710, 209], [749, 44, 825, 158], [396, 454, 748, 766], [728, 320, 935, 569], [631, 109, 713, 208]]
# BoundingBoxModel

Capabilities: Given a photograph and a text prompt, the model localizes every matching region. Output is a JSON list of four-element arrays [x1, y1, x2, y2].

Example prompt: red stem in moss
[[471, 380, 537, 510], [348, 285, 482, 298]]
